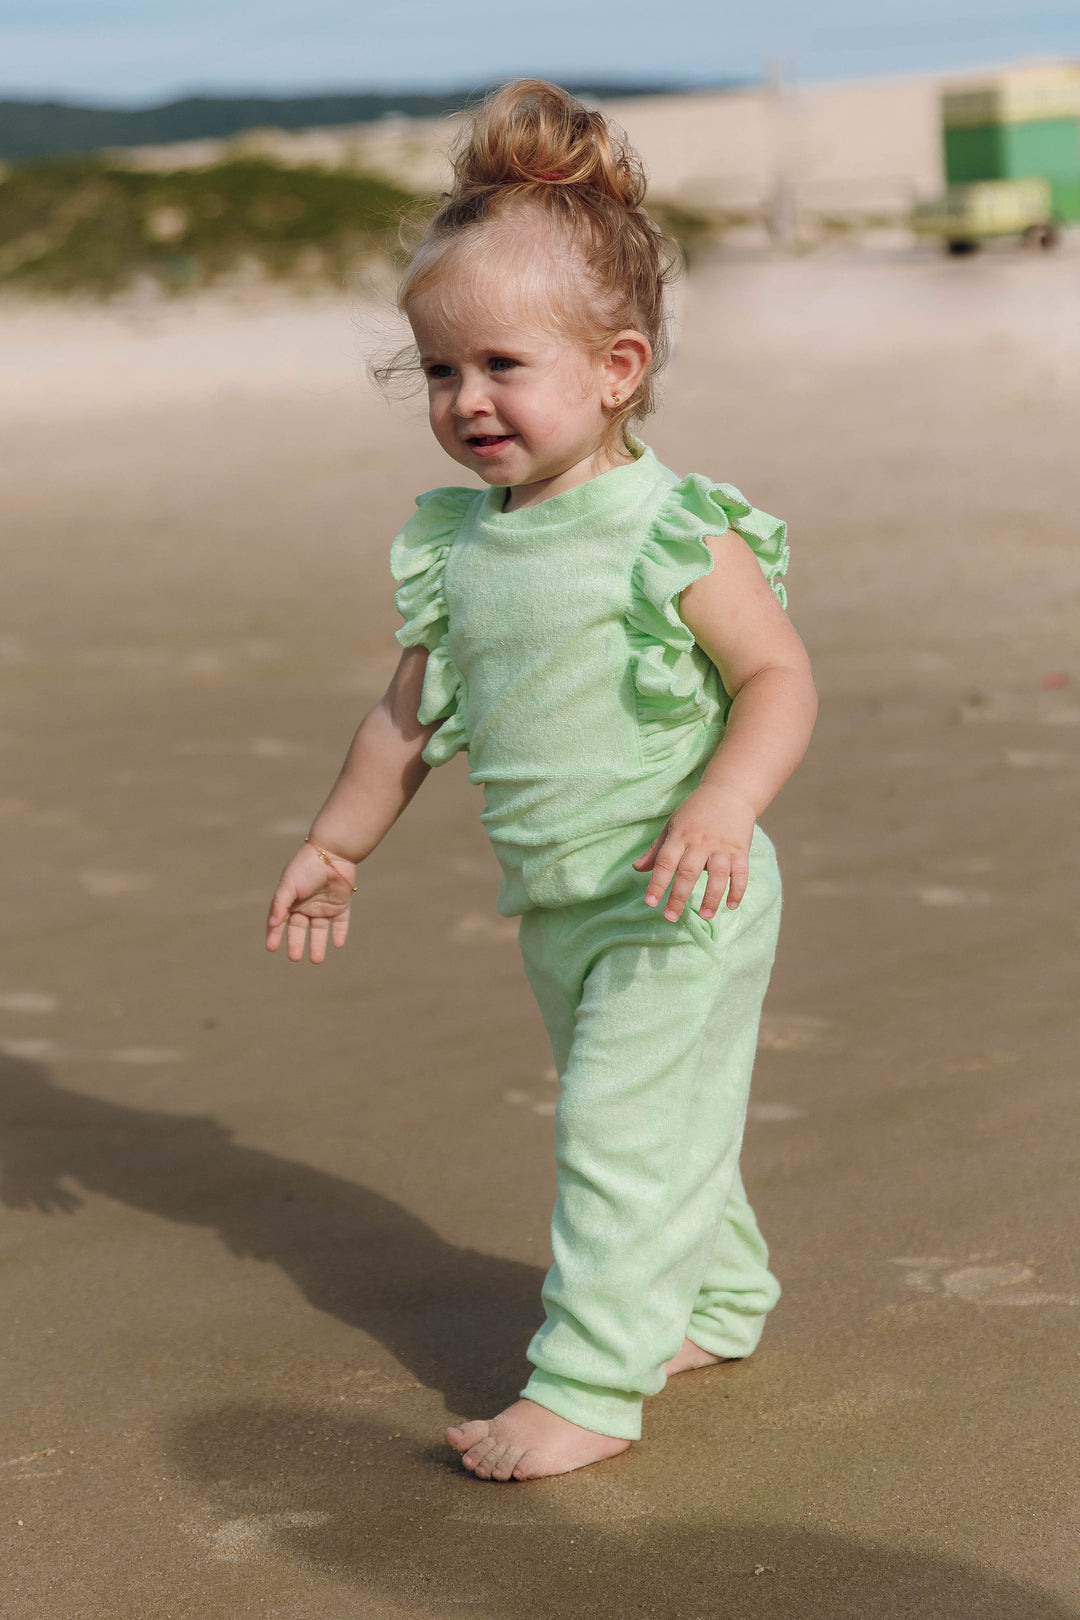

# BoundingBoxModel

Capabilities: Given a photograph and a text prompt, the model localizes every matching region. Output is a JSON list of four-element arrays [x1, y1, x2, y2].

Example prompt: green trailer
[[915, 65, 1080, 251], [912, 175, 1056, 252]]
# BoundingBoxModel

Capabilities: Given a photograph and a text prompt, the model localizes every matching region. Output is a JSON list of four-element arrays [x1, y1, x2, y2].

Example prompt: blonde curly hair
[[375, 79, 682, 450]]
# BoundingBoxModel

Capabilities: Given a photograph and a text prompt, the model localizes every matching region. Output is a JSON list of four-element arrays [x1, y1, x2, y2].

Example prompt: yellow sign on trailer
[[943, 65, 1080, 130], [912, 175, 1053, 246]]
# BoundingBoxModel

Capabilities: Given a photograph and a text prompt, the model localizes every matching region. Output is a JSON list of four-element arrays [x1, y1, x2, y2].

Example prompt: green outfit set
[[390, 439, 790, 1441]]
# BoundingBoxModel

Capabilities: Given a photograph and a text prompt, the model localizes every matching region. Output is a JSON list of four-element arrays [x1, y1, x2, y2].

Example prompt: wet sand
[[2, 241, 1079, 1618]]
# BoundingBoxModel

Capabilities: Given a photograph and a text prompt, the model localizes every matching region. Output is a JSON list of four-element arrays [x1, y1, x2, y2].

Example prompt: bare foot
[[664, 1337, 725, 1376], [446, 1398, 630, 1481]]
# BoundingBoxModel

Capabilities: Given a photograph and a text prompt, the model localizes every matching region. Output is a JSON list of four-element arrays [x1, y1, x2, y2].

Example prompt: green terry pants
[[515, 822, 784, 1441]]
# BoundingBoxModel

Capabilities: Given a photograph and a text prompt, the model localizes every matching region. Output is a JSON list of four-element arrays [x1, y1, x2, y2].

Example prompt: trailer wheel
[[1022, 222, 1059, 250], [946, 239, 978, 255]]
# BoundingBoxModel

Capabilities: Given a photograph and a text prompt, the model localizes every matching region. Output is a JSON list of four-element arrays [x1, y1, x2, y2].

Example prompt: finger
[[726, 855, 750, 909], [631, 831, 665, 871], [265, 885, 294, 950], [331, 908, 350, 949], [286, 913, 309, 963], [643, 842, 684, 908], [307, 917, 331, 965], [700, 859, 732, 920], [663, 858, 705, 922]]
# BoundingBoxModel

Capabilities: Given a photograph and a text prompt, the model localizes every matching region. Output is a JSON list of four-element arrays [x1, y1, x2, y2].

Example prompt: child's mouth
[[466, 434, 516, 457]]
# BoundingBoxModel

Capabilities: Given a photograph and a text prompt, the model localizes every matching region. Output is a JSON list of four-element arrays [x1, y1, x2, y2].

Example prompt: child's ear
[[602, 330, 652, 405]]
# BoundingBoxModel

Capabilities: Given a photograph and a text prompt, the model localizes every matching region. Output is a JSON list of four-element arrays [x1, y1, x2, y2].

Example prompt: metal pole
[[768, 53, 799, 249]]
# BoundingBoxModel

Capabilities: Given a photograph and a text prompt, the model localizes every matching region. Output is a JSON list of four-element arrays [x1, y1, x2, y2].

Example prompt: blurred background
[[5, 5, 1080, 287], [2, 6, 1079, 1620]]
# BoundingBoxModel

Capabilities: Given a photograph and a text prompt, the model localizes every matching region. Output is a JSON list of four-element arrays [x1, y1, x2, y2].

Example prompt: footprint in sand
[[1003, 748, 1073, 770], [0, 991, 59, 1014], [914, 885, 993, 908], [892, 1257, 1079, 1307], [0, 1037, 67, 1060], [505, 1066, 560, 1116], [449, 910, 520, 944], [77, 869, 154, 897], [206, 1511, 331, 1564], [248, 737, 303, 759], [747, 1102, 807, 1123], [803, 880, 993, 908], [759, 1376, 919, 1431], [107, 1047, 184, 1064], [757, 1013, 834, 1051]]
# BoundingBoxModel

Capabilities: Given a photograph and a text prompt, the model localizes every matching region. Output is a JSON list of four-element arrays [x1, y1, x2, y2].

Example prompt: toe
[[471, 1443, 501, 1479], [462, 1436, 497, 1473], [511, 1449, 538, 1481], [476, 1440, 504, 1475], [447, 1419, 489, 1454], [489, 1445, 518, 1482]]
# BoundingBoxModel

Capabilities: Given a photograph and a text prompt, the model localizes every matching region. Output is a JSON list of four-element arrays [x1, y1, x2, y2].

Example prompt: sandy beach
[[2, 236, 1079, 1617]]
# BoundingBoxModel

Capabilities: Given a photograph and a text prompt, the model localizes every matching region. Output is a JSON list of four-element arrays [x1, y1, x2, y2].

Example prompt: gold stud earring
[[611, 393, 622, 406]]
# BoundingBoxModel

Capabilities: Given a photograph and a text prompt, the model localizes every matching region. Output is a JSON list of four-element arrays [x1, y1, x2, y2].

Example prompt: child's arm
[[632, 531, 818, 923], [265, 644, 435, 963]]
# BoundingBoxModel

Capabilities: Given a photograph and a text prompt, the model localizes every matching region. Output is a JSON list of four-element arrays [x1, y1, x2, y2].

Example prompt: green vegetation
[[0, 84, 723, 163], [645, 199, 723, 266], [0, 156, 419, 295], [0, 153, 720, 297]]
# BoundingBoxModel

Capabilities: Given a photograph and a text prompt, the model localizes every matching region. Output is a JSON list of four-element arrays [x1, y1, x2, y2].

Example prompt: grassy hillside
[[0, 156, 418, 295], [0, 154, 719, 297], [0, 83, 709, 162]]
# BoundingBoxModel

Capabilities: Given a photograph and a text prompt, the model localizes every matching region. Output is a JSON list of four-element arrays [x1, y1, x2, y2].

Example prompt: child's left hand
[[631, 782, 756, 921]]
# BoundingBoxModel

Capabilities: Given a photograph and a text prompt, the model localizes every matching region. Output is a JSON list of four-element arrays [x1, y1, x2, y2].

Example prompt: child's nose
[[452, 374, 494, 417]]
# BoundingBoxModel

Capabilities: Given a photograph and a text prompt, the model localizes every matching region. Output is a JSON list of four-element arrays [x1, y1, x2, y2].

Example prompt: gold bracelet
[[305, 836, 358, 892]]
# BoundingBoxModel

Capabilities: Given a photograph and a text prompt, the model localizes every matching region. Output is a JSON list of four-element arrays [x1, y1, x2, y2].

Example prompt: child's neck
[[502, 441, 636, 513]]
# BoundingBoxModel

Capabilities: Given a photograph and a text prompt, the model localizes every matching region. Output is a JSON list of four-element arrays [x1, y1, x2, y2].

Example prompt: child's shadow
[[0, 1055, 543, 1413]]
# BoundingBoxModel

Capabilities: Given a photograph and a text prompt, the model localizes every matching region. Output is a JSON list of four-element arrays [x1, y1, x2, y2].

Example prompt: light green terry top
[[390, 440, 789, 917]]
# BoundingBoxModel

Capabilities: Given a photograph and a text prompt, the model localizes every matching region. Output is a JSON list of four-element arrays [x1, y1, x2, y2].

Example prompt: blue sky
[[2, 0, 1079, 104]]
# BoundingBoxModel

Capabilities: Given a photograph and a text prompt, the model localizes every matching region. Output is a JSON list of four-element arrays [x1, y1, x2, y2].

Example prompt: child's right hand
[[265, 843, 358, 964]]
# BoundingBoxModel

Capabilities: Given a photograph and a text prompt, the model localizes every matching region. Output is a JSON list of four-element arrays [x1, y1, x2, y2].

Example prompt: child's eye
[[489, 357, 519, 372], [425, 364, 454, 379]]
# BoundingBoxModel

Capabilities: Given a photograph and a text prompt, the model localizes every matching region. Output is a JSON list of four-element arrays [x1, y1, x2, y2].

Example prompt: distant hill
[[0, 152, 717, 297], [0, 83, 736, 162], [0, 155, 417, 295]]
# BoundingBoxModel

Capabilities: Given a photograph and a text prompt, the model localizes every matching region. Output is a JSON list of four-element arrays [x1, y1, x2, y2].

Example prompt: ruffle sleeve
[[388, 486, 476, 766], [627, 473, 790, 755]]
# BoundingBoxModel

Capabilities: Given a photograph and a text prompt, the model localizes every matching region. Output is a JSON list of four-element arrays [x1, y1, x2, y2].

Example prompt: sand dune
[[116, 56, 1063, 222]]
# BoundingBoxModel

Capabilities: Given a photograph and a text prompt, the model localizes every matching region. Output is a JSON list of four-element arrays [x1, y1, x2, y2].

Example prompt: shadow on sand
[[169, 1398, 1077, 1620], [8, 1057, 1074, 1618], [0, 1054, 543, 1414]]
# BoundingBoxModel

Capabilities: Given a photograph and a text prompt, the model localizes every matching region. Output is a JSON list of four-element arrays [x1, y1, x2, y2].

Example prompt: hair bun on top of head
[[448, 78, 647, 208], [385, 78, 681, 445]]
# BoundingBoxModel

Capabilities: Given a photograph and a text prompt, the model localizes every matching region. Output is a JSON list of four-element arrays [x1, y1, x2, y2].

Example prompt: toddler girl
[[266, 80, 818, 1482]]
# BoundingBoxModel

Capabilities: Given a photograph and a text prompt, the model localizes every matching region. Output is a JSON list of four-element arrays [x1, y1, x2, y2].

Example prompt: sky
[[2, 0, 1079, 104]]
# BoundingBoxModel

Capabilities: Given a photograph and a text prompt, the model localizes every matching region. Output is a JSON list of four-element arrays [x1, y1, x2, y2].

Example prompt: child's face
[[408, 276, 613, 491]]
